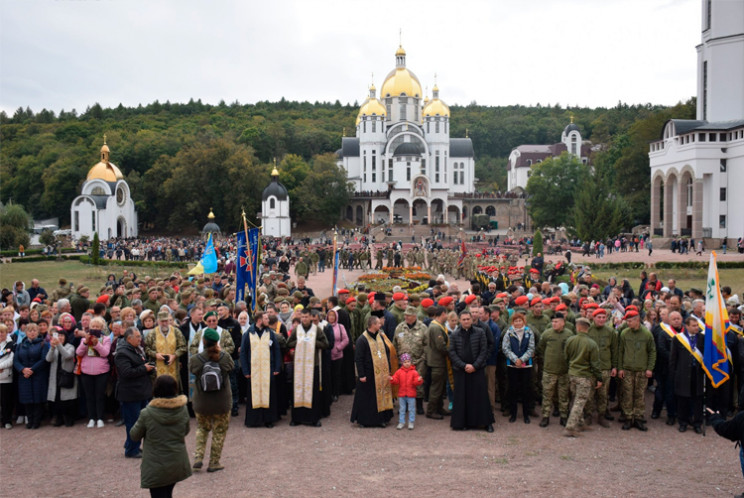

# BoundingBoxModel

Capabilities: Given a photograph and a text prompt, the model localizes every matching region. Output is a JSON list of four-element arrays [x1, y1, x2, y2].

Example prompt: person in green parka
[[130, 374, 191, 498]]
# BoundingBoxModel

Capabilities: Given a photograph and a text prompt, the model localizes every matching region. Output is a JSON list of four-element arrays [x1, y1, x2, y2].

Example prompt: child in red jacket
[[390, 353, 424, 430]]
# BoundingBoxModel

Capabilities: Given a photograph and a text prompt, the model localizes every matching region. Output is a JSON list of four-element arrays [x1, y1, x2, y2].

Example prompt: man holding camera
[[144, 311, 187, 389]]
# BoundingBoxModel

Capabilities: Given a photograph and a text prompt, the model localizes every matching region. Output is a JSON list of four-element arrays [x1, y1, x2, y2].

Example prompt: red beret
[[96, 295, 109, 305], [584, 302, 598, 310], [368, 291, 375, 304], [592, 308, 607, 317], [514, 296, 529, 306], [32, 297, 42, 303], [421, 298, 434, 308], [338, 289, 350, 295], [465, 294, 477, 305], [625, 305, 638, 312], [529, 268, 539, 274], [346, 297, 356, 305], [555, 303, 567, 311], [438, 296, 453, 306], [542, 298, 551, 305], [551, 296, 561, 303], [531, 297, 542, 306], [591, 283, 600, 289], [624, 310, 639, 320], [496, 293, 509, 298], [392, 292, 407, 301]]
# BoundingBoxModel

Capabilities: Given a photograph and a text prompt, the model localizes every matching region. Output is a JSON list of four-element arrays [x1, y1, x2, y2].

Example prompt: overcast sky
[[0, 0, 701, 115]]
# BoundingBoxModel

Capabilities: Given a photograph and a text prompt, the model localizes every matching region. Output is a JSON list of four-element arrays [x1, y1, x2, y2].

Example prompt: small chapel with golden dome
[[337, 45, 475, 226], [71, 137, 138, 240]]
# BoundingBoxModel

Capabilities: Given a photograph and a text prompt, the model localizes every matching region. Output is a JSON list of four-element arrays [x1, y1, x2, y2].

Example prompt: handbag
[[57, 360, 75, 389]]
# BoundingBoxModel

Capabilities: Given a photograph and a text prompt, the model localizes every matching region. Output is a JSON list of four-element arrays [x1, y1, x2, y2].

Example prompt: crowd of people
[[1, 256, 743, 490]]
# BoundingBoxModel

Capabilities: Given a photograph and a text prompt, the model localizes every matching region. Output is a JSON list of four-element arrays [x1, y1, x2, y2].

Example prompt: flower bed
[[351, 267, 432, 294]]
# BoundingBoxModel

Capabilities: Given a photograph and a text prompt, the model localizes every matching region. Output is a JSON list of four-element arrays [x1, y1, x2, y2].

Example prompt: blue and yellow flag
[[188, 233, 218, 275], [703, 252, 730, 388]]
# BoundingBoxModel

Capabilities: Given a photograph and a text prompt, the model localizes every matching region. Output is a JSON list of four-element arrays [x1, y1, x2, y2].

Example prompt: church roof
[[563, 123, 580, 135], [341, 137, 360, 157], [394, 142, 423, 156], [262, 176, 288, 201], [450, 138, 474, 158], [89, 195, 109, 209], [202, 222, 221, 234], [661, 119, 744, 139]]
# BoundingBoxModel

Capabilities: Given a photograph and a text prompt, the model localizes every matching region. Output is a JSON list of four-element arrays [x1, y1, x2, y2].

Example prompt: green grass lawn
[[589, 268, 744, 296], [0, 260, 189, 293]]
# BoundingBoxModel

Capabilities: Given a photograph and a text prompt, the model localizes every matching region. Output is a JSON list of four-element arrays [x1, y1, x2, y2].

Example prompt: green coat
[[617, 325, 656, 372], [130, 394, 192, 490], [564, 333, 602, 380], [587, 324, 618, 370], [537, 327, 575, 375]]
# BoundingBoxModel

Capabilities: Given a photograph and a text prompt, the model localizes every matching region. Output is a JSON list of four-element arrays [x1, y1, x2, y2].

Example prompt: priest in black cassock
[[449, 310, 495, 432], [240, 311, 282, 428], [350, 315, 394, 428], [287, 308, 329, 427]]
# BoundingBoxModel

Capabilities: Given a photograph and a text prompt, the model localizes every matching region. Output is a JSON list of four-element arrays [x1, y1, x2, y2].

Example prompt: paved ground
[[1, 261, 743, 496]]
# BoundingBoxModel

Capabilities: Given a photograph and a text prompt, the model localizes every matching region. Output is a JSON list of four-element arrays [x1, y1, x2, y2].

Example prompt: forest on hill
[[0, 97, 695, 232]]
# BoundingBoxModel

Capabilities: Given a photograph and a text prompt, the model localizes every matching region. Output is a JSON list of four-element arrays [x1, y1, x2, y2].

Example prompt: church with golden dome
[[71, 137, 138, 240], [337, 45, 475, 226]]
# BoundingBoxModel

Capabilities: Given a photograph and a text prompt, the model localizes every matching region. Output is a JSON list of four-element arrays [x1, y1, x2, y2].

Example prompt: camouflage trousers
[[566, 376, 593, 431], [620, 370, 648, 419], [541, 372, 569, 419], [584, 369, 611, 417], [195, 412, 230, 466]]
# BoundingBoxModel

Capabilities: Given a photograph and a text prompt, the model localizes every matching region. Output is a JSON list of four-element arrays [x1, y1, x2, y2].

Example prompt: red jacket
[[390, 365, 423, 398]]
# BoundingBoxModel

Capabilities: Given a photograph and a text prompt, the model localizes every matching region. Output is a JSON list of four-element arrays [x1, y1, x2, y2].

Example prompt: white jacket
[[0, 338, 14, 383]]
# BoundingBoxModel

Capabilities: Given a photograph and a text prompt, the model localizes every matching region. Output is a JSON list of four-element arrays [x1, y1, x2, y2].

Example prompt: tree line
[[0, 97, 694, 234]]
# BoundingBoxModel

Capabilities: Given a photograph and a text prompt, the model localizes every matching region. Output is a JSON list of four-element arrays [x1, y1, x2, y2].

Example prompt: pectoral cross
[[377, 350, 382, 359]]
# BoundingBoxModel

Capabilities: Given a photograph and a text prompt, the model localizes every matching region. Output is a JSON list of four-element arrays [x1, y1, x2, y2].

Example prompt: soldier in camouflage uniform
[[386, 248, 394, 268], [393, 306, 429, 414], [617, 310, 656, 431], [375, 248, 384, 270], [309, 250, 319, 274], [537, 312, 574, 427], [585, 308, 618, 427], [563, 318, 603, 437]]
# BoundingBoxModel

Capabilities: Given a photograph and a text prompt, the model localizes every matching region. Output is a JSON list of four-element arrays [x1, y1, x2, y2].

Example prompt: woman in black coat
[[13, 323, 49, 429], [669, 318, 705, 433]]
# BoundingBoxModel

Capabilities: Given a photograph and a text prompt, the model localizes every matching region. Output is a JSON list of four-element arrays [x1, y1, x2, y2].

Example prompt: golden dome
[[87, 137, 123, 182], [423, 98, 450, 118], [381, 68, 422, 98], [271, 167, 279, 176], [87, 161, 124, 182], [207, 208, 215, 219], [395, 45, 406, 56], [356, 98, 387, 126]]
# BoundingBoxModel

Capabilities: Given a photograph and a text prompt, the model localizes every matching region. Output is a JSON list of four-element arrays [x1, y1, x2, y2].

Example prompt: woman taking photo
[[75, 316, 111, 428], [46, 325, 77, 426], [13, 323, 49, 429], [130, 374, 191, 498]]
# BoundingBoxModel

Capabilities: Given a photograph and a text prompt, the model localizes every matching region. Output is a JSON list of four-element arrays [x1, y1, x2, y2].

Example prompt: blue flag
[[236, 229, 259, 311], [188, 233, 218, 275]]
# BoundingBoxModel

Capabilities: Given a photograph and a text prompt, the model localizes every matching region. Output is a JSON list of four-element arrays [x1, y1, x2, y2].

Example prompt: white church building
[[261, 166, 291, 238], [71, 138, 138, 240], [506, 119, 592, 192], [649, 0, 744, 244], [336, 45, 475, 226]]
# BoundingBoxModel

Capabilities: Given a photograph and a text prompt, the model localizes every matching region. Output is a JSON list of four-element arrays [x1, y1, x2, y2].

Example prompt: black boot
[[416, 398, 424, 415]]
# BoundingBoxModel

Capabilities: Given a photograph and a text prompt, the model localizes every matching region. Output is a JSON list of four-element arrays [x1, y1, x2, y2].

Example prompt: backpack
[[198, 353, 223, 392]]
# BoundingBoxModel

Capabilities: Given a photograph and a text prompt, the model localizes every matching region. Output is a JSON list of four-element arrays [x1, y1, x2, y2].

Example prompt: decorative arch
[[472, 205, 483, 215], [485, 205, 496, 216]]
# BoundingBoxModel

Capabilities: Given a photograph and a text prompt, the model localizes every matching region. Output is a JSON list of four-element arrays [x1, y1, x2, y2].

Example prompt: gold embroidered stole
[[659, 322, 676, 339], [294, 324, 317, 409], [249, 329, 271, 409], [380, 332, 398, 399], [155, 326, 177, 378], [364, 331, 393, 412]]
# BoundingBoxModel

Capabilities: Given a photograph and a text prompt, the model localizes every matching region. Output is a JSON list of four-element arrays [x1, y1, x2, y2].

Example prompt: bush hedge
[[0, 247, 78, 257], [7, 255, 82, 263], [79, 256, 189, 268]]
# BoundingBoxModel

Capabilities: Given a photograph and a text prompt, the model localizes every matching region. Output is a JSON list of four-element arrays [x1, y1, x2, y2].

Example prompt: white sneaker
[[16, 416, 24, 425], [408, 422, 414, 430], [96, 419, 104, 428], [396, 423, 404, 430], [87, 419, 95, 428], [24, 416, 28, 424], [4, 423, 12, 429]]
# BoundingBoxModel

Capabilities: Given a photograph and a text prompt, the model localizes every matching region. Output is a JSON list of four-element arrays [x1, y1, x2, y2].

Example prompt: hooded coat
[[129, 394, 192, 489]]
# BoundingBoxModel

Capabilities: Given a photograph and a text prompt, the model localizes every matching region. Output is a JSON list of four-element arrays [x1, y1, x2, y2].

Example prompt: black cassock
[[350, 331, 394, 427], [240, 327, 281, 427], [449, 327, 495, 430]]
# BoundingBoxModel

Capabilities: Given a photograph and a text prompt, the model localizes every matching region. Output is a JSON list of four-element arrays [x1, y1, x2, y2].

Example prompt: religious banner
[[236, 228, 260, 312]]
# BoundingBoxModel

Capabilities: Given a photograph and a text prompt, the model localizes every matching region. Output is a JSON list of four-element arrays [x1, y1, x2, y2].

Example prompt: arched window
[[270, 198, 276, 209], [571, 135, 578, 155]]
